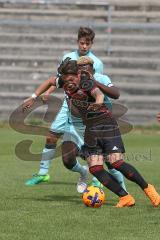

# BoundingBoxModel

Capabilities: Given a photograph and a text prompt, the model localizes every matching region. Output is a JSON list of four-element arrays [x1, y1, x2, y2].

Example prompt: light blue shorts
[[63, 116, 85, 149], [50, 99, 69, 133], [50, 99, 85, 148]]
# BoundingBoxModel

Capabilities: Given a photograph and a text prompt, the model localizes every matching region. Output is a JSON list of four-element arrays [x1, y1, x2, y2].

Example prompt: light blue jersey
[[63, 50, 103, 74], [94, 72, 113, 110]]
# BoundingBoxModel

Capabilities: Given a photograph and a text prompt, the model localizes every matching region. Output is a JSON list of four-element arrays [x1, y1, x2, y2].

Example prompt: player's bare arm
[[33, 76, 56, 97], [42, 85, 56, 103], [88, 87, 104, 111], [95, 81, 120, 99], [22, 76, 56, 111]]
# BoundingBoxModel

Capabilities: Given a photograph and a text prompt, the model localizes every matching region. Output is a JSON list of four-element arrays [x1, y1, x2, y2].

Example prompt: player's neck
[[77, 50, 90, 57]]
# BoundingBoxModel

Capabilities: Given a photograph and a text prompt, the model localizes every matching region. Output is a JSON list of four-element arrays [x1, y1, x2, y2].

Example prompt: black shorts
[[83, 116, 125, 157]]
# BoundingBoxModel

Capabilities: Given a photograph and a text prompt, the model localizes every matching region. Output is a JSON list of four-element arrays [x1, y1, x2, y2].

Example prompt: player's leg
[[83, 123, 136, 207], [109, 152, 160, 207], [25, 100, 68, 186], [84, 121, 127, 190], [101, 121, 160, 207], [65, 116, 104, 188], [25, 131, 61, 186], [38, 131, 61, 176], [91, 162, 127, 190], [62, 141, 88, 193], [87, 154, 135, 207], [63, 120, 89, 193], [66, 115, 126, 191], [105, 161, 127, 191], [91, 156, 127, 190]]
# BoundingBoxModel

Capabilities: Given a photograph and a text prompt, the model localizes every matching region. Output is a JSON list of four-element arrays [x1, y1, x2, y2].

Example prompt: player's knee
[[46, 131, 60, 145], [62, 141, 77, 170], [62, 154, 76, 169], [108, 153, 123, 165]]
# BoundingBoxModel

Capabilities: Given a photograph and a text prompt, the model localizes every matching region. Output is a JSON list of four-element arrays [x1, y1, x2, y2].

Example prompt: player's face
[[78, 64, 94, 78], [62, 74, 80, 93], [62, 74, 79, 84], [77, 37, 93, 56]]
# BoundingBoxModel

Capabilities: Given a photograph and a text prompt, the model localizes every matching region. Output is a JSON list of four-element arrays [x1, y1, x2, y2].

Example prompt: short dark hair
[[57, 57, 78, 75], [78, 27, 95, 42]]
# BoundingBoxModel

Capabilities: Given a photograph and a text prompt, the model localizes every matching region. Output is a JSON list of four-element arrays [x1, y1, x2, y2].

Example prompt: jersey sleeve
[[94, 73, 114, 87], [94, 60, 104, 74], [62, 53, 69, 61]]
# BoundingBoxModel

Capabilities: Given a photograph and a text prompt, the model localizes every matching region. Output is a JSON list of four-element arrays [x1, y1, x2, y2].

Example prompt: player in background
[[58, 57, 160, 208], [24, 27, 126, 193]]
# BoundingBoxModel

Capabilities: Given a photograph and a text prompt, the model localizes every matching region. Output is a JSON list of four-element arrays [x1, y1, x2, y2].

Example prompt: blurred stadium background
[[0, 0, 160, 125], [0, 2, 160, 240]]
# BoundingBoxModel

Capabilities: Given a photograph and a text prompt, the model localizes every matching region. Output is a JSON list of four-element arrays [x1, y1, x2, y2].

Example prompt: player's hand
[[157, 112, 160, 122], [87, 103, 102, 111], [42, 93, 49, 103], [22, 97, 35, 112]]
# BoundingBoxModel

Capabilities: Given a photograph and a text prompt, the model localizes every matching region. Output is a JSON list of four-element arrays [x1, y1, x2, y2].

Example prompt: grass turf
[[0, 126, 160, 240]]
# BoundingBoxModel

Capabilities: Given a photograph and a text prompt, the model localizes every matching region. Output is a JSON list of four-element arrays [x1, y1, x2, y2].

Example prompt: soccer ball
[[82, 186, 105, 208]]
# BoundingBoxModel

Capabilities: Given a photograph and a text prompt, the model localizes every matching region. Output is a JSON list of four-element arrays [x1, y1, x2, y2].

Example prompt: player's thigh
[[50, 99, 69, 133], [101, 123, 126, 157], [63, 121, 85, 149]]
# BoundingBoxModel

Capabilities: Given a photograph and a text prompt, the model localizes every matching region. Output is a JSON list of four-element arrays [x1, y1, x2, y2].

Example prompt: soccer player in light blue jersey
[[24, 27, 126, 193]]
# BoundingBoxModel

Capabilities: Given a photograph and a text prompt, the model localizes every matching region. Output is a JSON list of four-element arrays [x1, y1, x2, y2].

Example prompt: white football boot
[[77, 166, 88, 193]]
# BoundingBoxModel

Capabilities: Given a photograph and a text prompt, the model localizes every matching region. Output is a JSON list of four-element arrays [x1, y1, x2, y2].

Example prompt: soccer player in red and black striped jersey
[[58, 56, 160, 208]]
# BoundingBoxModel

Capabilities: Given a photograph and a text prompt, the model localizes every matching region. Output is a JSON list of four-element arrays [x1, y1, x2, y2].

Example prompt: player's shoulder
[[62, 51, 78, 60], [94, 73, 112, 85], [88, 52, 103, 64]]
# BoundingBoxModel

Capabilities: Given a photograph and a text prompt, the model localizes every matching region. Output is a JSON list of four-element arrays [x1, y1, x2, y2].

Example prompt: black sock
[[105, 161, 113, 169], [112, 160, 148, 190], [89, 165, 128, 197]]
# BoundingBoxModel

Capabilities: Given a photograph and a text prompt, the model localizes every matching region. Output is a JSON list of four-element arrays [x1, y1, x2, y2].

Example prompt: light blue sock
[[71, 160, 87, 176], [38, 147, 56, 175], [109, 168, 127, 191], [92, 176, 99, 182]]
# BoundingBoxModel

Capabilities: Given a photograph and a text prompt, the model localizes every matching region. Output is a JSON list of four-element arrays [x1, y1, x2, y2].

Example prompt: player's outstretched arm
[[34, 76, 56, 97], [22, 75, 56, 111], [42, 85, 56, 103], [95, 81, 120, 99]]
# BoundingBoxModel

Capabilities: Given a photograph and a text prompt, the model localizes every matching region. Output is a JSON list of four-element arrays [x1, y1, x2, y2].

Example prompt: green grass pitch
[[0, 126, 160, 240]]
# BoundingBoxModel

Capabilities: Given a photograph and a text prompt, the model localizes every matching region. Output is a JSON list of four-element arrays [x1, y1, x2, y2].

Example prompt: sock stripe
[[89, 165, 103, 174], [45, 144, 56, 149], [112, 159, 124, 169]]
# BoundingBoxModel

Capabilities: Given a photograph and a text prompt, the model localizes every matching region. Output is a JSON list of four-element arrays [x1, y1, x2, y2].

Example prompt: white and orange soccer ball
[[82, 186, 105, 208]]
